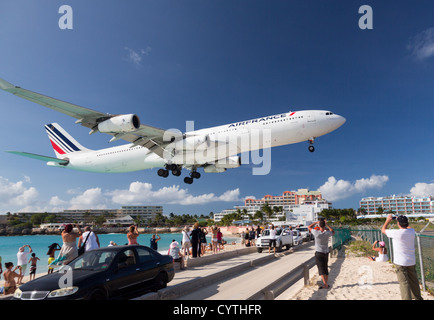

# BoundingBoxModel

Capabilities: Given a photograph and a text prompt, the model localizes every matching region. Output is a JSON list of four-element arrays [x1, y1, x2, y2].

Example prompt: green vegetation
[[345, 240, 377, 257]]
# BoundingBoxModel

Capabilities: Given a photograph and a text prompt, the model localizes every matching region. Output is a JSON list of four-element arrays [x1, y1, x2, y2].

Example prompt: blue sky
[[0, 1, 433, 216]]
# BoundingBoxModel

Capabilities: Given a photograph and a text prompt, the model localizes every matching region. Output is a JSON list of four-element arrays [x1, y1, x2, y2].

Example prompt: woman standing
[[58, 224, 81, 265], [127, 225, 139, 245]]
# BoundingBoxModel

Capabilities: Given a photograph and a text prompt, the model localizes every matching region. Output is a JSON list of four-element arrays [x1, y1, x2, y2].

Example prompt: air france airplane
[[0, 77, 345, 184]]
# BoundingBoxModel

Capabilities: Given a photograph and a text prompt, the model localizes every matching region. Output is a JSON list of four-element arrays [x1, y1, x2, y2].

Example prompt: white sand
[[291, 256, 433, 300]]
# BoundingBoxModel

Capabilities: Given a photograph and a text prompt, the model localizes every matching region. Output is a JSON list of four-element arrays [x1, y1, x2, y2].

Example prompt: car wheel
[[154, 272, 168, 291], [88, 288, 107, 300], [257, 248, 263, 253]]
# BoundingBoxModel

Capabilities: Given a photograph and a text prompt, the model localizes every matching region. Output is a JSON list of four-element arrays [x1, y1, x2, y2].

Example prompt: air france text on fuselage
[[228, 113, 290, 128]]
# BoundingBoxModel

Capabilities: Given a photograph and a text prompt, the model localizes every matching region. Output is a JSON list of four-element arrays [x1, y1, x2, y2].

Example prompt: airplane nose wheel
[[308, 138, 315, 153]]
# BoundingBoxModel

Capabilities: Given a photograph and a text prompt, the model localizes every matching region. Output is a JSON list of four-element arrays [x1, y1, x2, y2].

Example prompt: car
[[292, 229, 303, 245], [296, 227, 314, 241], [13, 245, 174, 300], [256, 227, 293, 253]]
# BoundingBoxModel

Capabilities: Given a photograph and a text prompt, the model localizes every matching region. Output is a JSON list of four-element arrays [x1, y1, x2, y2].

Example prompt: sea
[[0, 233, 241, 275]]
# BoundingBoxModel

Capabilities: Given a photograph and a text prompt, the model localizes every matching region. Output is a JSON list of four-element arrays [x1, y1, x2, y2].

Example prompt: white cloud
[[69, 187, 108, 210], [407, 27, 434, 61], [124, 46, 151, 66], [0, 176, 39, 211], [108, 181, 241, 206], [410, 182, 434, 197], [318, 175, 389, 201]]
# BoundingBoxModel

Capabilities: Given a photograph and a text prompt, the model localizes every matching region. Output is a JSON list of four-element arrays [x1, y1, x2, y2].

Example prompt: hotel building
[[215, 189, 331, 224], [359, 195, 434, 215]]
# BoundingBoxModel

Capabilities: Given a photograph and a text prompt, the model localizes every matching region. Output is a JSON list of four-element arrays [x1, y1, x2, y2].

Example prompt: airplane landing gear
[[157, 164, 182, 178], [184, 170, 201, 184], [158, 164, 201, 184], [308, 138, 315, 153]]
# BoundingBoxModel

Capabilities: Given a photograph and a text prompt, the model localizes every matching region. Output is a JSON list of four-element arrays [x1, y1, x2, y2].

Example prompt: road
[[177, 242, 316, 300]]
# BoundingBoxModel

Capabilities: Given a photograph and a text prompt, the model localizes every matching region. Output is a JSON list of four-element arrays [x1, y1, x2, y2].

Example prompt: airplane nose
[[337, 115, 346, 127]]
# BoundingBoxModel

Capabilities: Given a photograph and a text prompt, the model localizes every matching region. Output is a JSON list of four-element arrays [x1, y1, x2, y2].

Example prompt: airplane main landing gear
[[157, 164, 182, 178]]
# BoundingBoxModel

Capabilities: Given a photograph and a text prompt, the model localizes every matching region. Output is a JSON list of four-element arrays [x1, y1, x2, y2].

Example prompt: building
[[244, 189, 323, 207], [359, 195, 434, 215], [10, 206, 163, 225], [215, 188, 330, 224]]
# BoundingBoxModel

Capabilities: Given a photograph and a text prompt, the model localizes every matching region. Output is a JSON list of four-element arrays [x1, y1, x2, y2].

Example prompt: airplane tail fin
[[45, 123, 91, 158]]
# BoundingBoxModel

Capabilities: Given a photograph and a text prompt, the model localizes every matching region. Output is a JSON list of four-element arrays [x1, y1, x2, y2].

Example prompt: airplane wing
[[0, 77, 177, 158]]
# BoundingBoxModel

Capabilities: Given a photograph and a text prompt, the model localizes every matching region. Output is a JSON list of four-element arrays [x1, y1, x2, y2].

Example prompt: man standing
[[78, 226, 100, 253], [16, 245, 32, 285], [381, 214, 422, 300], [308, 219, 334, 289]]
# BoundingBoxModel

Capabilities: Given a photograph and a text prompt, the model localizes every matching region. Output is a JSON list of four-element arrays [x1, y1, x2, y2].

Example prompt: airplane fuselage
[[54, 110, 345, 173]]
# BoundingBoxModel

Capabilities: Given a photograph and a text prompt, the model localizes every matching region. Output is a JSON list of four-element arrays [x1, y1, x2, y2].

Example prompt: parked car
[[13, 245, 174, 300], [256, 227, 293, 253], [296, 227, 314, 241], [292, 229, 304, 245]]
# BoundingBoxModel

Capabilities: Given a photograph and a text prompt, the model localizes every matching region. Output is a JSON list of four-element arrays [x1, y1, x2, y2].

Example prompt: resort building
[[215, 188, 331, 225], [10, 206, 163, 225], [244, 189, 323, 207], [359, 195, 434, 215]]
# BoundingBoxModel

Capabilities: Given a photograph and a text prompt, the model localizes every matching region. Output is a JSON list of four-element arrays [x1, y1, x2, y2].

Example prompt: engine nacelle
[[203, 165, 227, 173], [214, 156, 242, 169], [173, 134, 208, 151], [98, 114, 140, 133], [203, 156, 241, 172]]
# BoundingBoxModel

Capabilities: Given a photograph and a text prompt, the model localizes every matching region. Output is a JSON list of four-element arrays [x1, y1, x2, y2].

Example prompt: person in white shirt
[[268, 225, 277, 254], [181, 226, 192, 258], [382, 214, 422, 300], [16, 245, 32, 285], [78, 226, 100, 252]]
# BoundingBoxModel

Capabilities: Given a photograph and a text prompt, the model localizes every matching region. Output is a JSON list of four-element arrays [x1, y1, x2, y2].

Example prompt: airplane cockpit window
[[325, 112, 334, 116]]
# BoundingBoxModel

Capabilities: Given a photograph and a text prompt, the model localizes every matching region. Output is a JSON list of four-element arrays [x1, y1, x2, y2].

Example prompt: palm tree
[[261, 202, 274, 222], [273, 206, 284, 220]]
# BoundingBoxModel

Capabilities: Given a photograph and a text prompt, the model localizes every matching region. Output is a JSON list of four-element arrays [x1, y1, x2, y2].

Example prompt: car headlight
[[48, 287, 79, 298], [13, 288, 22, 299]]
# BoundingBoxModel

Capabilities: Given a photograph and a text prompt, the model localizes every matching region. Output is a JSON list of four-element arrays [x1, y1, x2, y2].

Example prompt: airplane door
[[306, 111, 316, 123]]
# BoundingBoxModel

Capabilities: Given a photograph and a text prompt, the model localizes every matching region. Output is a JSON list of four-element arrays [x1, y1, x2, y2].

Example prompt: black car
[[13, 245, 174, 300]]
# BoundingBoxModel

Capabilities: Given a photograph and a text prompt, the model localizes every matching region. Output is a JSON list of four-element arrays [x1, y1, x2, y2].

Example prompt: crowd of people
[[1, 215, 427, 300], [0, 224, 102, 296], [306, 215, 424, 300]]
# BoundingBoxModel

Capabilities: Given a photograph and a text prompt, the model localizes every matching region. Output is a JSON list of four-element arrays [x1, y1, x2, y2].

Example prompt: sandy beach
[[291, 255, 433, 300]]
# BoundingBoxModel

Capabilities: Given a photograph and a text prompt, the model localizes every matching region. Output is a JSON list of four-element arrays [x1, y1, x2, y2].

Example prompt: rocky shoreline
[[0, 226, 241, 237]]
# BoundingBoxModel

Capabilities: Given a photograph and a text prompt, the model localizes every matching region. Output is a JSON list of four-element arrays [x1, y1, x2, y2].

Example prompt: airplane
[[0, 77, 346, 184]]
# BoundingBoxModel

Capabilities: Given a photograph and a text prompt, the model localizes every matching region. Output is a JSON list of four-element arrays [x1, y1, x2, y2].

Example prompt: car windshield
[[69, 250, 117, 271]]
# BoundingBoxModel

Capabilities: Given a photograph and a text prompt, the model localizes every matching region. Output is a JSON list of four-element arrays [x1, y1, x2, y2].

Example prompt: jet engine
[[98, 114, 140, 133]]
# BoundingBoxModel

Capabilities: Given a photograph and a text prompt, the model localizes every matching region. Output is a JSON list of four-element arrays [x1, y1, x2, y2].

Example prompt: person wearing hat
[[381, 214, 423, 300], [168, 240, 184, 270], [368, 240, 388, 262]]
